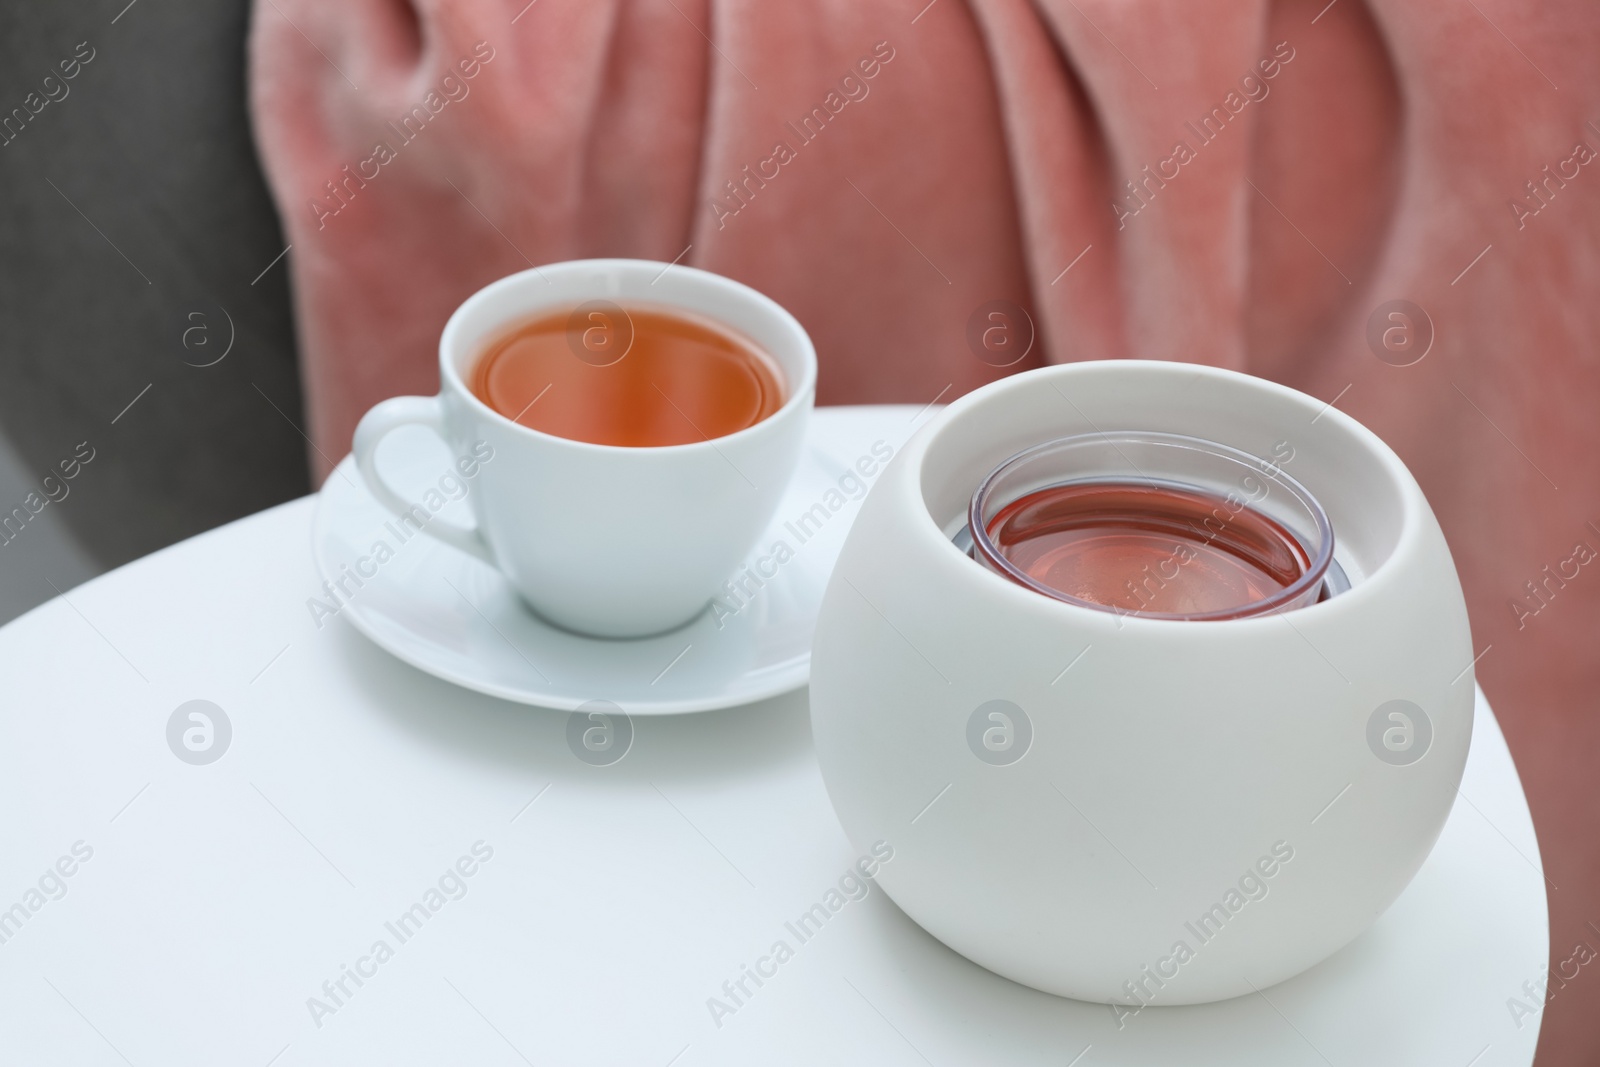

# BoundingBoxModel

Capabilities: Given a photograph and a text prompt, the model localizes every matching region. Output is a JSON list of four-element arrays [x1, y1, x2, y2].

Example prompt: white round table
[[0, 491, 1548, 1065]]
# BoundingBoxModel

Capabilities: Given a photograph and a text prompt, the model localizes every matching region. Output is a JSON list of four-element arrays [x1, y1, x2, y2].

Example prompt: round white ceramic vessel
[[809, 361, 1475, 1005]]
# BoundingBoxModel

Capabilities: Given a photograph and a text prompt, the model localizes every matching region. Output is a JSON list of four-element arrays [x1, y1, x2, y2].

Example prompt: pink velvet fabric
[[250, 1, 1600, 1058]]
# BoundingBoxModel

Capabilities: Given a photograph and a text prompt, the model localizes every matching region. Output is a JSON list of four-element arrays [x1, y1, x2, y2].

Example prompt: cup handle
[[351, 396, 494, 566]]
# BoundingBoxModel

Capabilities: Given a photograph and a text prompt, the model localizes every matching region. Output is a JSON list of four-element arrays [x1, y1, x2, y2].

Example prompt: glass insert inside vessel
[[983, 480, 1313, 617]]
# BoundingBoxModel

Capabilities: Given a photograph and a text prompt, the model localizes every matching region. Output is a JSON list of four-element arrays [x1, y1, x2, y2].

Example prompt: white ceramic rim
[[910, 361, 1426, 631], [437, 258, 818, 455]]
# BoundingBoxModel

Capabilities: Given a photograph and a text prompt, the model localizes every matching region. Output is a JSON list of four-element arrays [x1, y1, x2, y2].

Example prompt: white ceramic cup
[[351, 259, 816, 638]]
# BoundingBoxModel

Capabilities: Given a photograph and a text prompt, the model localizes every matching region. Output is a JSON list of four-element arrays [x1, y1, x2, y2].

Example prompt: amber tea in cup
[[470, 303, 784, 447], [969, 432, 1333, 620]]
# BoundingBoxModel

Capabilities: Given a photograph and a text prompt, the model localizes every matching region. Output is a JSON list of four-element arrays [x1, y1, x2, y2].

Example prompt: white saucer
[[312, 404, 932, 714]]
